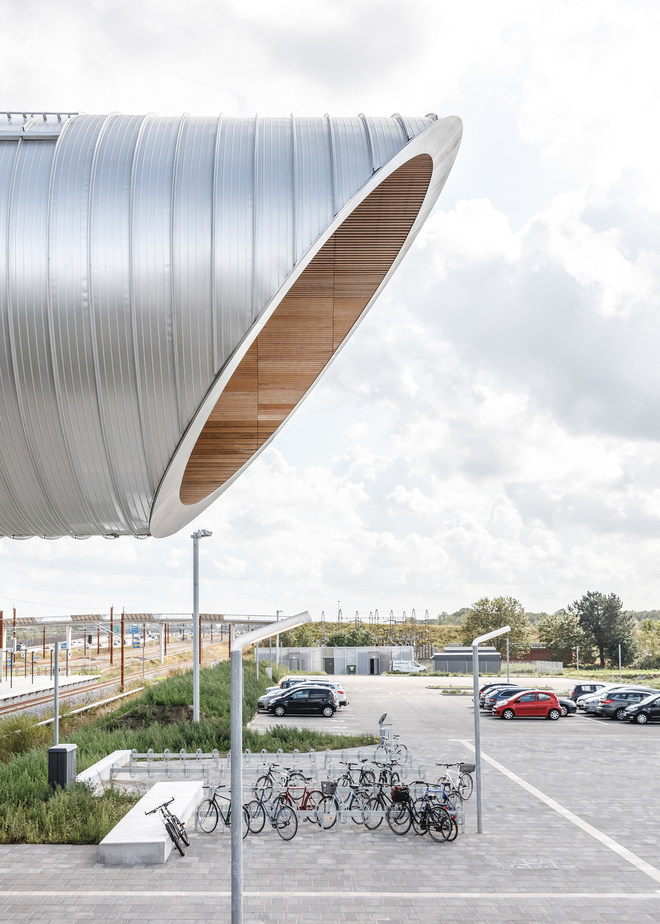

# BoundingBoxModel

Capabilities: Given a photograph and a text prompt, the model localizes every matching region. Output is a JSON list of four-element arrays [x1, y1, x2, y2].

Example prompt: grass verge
[[0, 660, 375, 844]]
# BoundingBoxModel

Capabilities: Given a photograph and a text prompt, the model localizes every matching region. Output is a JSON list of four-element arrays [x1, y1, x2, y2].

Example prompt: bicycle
[[373, 735, 408, 767], [245, 791, 298, 841], [363, 781, 393, 830], [337, 759, 376, 788], [414, 783, 459, 841], [317, 780, 367, 829], [375, 760, 401, 786], [282, 776, 324, 822], [385, 785, 454, 842], [196, 785, 249, 837], [145, 797, 190, 857], [436, 761, 474, 800], [253, 763, 306, 800]]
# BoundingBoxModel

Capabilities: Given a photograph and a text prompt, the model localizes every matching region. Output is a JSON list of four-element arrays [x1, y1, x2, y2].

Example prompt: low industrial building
[[255, 645, 416, 676], [431, 645, 501, 674]]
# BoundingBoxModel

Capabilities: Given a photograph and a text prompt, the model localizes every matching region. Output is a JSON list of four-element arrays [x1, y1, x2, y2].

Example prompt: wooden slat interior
[[181, 154, 432, 504]]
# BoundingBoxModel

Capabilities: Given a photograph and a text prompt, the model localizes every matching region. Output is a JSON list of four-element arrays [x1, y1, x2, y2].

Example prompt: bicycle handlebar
[[144, 796, 175, 815]]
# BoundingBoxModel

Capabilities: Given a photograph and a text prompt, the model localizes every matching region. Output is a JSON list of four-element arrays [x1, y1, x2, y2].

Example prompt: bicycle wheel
[[373, 745, 388, 766], [165, 819, 185, 856], [445, 813, 459, 841], [197, 799, 219, 834], [412, 799, 431, 834], [427, 807, 454, 843], [253, 775, 273, 800], [360, 769, 376, 786], [392, 743, 408, 765], [273, 804, 298, 841], [348, 790, 366, 825], [458, 772, 473, 800], [246, 800, 266, 834], [386, 801, 411, 836], [317, 795, 339, 829], [303, 790, 322, 818], [364, 795, 385, 830], [177, 820, 190, 847], [223, 804, 249, 839], [286, 770, 307, 786]]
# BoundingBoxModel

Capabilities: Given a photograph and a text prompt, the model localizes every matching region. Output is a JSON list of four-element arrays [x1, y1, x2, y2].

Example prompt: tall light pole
[[191, 529, 212, 722], [275, 609, 282, 666], [230, 610, 312, 924], [472, 624, 510, 834]]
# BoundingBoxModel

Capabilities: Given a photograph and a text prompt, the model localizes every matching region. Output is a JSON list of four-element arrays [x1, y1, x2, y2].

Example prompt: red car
[[493, 690, 562, 721]]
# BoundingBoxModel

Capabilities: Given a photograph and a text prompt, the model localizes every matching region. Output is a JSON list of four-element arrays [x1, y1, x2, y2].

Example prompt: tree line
[[459, 592, 650, 668], [277, 591, 660, 669]]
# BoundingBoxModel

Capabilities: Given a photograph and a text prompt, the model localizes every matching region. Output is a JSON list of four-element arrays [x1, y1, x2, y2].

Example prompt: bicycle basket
[[459, 762, 475, 773], [321, 780, 337, 797], [391, 785, 410, 803]]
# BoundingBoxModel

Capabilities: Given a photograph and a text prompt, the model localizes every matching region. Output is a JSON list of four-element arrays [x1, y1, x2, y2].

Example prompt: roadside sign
[[132, 638, 141, 649], [128, 626, 140, 634]]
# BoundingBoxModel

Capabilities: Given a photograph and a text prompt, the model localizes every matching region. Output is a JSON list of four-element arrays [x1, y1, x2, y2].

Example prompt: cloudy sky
[[2, 0, 660, 622]]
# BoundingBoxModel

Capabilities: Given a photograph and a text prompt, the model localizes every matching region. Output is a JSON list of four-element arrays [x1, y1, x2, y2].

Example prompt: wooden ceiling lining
[[180, 154, 432, 504]]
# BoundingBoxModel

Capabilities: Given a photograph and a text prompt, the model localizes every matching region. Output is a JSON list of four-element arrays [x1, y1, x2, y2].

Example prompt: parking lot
[[1, 674, 659, 922]]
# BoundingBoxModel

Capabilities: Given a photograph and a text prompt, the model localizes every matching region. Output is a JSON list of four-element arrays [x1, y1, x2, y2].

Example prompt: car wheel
[[322, 706, 334, 717], [560, 704, 568, 717], [502, 708, 515, 720], [635, 713, 649, 725], [615, 708, 627, 721], [274, 705, 285, 717], [548, 708, 560, 720]]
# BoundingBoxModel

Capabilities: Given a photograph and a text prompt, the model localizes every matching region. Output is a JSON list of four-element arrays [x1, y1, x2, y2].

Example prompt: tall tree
[[537, 610, 589, 662], [460, 597, 531, 655], [568, 592, 637, 667], [638, 619, 660, 668]]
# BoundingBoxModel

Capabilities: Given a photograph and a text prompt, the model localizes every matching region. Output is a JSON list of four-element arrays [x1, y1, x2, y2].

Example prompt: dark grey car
[[595, 688, 657, 720]]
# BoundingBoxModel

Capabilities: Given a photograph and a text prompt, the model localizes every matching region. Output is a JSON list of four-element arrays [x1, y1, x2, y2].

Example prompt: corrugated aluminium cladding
[[0, 111, 461, 538]]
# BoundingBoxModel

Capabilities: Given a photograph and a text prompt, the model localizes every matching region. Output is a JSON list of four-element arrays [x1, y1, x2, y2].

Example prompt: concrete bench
[[98, 781, 202, 865], [77, 749, 132, 795]]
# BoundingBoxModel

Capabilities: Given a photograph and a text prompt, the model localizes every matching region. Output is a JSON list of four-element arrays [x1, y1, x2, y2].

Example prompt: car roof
[[489, 686, 531, 696]]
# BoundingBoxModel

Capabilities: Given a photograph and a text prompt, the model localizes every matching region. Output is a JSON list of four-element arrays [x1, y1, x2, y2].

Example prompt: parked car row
[[257, 675, 349, 718], [571, 683, 660, 723], [478, 680, 660, 726]]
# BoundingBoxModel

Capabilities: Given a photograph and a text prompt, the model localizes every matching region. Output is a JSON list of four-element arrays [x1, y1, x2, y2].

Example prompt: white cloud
[[4, 0, 660, 618]]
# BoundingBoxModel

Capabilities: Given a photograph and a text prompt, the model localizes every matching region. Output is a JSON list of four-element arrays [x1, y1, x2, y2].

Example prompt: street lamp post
[[53, 639, 60, 746], [472, 624, 511, 834], [275, 609, 282, 666], [191, 529, 212, 722], [230, 611, 312, 924]]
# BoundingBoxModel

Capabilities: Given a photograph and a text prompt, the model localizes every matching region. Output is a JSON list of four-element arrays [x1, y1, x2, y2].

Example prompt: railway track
[[0, 658, 200, 717]]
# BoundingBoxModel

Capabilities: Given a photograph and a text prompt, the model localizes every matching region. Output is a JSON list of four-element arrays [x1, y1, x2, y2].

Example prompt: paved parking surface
[[1, 675, 659, 922]]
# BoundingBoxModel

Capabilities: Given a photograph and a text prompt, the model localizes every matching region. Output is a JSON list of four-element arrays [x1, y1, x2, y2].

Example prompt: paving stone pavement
[[1, 675, 659, 922]]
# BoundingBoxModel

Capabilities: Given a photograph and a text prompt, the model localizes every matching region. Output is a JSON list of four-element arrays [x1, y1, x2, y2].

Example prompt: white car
[[391, 660, 427, 674]]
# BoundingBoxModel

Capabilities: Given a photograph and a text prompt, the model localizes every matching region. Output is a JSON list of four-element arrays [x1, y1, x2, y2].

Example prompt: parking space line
[[0, 890, 659, 899], [459, 739, 660, 886]]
